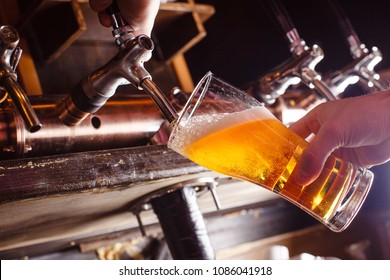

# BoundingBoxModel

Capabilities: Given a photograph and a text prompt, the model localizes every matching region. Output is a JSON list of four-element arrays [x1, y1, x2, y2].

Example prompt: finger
[[293, 125, 340, 186], [98, 11, 112, 27], [293, 148, 324, 186], [289, 111, 321, 140]]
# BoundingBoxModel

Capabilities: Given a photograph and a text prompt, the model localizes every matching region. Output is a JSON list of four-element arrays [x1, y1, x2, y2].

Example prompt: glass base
[[325, 168, 374, 232]]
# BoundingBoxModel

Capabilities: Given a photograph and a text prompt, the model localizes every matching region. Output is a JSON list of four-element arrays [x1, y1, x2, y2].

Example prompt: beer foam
[[168, 106, 276, 153]]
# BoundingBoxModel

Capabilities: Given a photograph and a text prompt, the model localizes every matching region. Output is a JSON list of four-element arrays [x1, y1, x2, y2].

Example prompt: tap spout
[[2, 76, 42, 132], [0, 25, 41, 133], [141, 78, 178, 124]]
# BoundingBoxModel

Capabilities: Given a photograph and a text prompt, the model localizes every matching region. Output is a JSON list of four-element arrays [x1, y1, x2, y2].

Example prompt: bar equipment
[[0, 95, 165, 159], [58, 1, 178, 127], [326, 0, 388, 94], [129, 177, 220, 260], [0, 25, 41, 133], [247, 0, 338, 106]]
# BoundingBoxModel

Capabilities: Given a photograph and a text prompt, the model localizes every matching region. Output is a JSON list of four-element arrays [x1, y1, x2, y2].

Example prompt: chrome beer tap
[[329, 46, 385, 94], [0, 25, 41, 132], [327, 0, 388, 93], [251, 0, 338, 105], [59, 1, 178, 126]]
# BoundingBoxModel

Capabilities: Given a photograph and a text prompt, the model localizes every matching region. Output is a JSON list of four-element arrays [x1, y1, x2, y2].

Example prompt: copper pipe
[[0, 95, 165, 159]]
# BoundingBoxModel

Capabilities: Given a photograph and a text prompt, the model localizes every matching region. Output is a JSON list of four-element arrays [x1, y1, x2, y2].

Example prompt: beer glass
[[168, 72, 374, 232]]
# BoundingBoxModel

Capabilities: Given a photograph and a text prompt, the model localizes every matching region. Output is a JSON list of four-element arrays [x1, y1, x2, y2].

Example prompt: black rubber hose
[[151, 186, 215, 260]]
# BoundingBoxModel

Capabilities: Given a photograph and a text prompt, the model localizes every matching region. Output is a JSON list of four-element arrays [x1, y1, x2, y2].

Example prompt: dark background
[[185, 0, 390, 89]]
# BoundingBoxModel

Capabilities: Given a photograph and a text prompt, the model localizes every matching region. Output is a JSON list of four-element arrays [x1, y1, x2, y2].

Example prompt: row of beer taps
[[0, 0, 388, 158], [248, 0, 387, 111]]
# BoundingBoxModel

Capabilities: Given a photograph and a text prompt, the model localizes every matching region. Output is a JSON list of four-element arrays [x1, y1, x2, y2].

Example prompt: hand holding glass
[[168, 72, 374, 232]]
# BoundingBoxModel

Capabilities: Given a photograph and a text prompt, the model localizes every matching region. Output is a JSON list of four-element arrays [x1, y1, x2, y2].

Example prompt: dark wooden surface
[[0, 145, 219, 257], [0, 145, 206, 203]]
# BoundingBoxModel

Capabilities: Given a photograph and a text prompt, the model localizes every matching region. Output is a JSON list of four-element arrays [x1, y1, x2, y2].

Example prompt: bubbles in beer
[[169, 106, 276, 154]]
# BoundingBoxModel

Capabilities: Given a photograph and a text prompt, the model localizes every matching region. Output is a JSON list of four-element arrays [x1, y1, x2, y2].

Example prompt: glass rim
[[174, 71, 214, 126]]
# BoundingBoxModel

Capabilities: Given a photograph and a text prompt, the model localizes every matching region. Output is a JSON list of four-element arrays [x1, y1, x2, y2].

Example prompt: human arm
[[289, 90, 390, 186], [89, 0, 160, 36]]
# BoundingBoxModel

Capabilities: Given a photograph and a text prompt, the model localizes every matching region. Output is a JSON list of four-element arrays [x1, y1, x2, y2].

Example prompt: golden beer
[[168, 72, 373, 232], [170, 107, 354, 225]]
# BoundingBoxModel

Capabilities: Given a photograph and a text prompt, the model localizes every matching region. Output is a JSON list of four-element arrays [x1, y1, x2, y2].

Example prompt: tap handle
[[264, 0, 306, 55], [105, 0, 120, 16], [10, 47, 22, 71], [327, 0, 363, 58], [105, 0, 135, 46], [266, 0, 295, 34], [106, 0, 129, 29], [328, 0, 358, 40]]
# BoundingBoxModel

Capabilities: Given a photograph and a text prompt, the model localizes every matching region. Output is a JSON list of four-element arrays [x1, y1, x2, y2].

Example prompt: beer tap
[[58, 1, 178, 126], [250, 0, 338, 105], [327, 0, 388, 93], [0, 25, 42, 132]]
